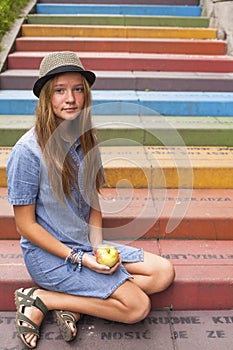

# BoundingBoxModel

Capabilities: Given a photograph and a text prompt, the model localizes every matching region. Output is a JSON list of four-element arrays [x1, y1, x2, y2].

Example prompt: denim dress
[[7, 127, 143, 299]]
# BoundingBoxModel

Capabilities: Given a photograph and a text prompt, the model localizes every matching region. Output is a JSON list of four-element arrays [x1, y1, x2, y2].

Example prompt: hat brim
[[33, 65, 96, 97]]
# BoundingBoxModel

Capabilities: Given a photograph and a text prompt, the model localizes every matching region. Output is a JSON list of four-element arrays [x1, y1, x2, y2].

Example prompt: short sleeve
[[7, 144, 40, 205]]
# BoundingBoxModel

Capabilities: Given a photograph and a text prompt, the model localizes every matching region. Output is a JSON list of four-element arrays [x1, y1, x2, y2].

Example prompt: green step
[[26, 14, 209, 27], [1, 115, 233, 147]]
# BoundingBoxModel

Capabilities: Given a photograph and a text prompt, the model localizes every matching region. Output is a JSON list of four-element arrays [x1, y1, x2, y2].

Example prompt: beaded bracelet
[[66, 248, 84, 272]]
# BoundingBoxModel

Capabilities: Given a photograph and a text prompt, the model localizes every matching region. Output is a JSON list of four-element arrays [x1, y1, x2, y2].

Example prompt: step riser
[[8, 55, 233, 73], [1, 240, 232, 311], [2, 74, 233, 92], [15, 38, 226, 55], [26, 15, 209, 27], [4, 168, 233, 188], [36, 4, 202, 17], [1, 187, 233, 240], [22, 25, 216, 39]]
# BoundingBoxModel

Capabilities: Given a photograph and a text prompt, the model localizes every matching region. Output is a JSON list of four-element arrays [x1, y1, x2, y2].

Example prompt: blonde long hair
[[35, 76, 103, 203]]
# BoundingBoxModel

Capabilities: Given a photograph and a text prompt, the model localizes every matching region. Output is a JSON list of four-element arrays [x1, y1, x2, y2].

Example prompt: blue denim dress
[[7, 128, 143, 299]]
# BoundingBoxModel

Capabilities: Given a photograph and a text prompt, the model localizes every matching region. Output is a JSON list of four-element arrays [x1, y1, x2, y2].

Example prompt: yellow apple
[[96, 244, 119, 267]]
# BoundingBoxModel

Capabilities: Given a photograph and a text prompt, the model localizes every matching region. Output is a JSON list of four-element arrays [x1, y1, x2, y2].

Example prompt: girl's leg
[[20, 280, 151, 348], [124, 251, 175, 295]]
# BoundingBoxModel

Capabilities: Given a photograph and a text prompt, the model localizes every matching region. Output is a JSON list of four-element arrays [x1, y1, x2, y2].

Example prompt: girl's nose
[[66, 89, 75, 102]]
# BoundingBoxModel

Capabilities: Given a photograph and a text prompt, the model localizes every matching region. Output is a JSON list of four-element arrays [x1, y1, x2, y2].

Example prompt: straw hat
[[33, 51, 96, 97]]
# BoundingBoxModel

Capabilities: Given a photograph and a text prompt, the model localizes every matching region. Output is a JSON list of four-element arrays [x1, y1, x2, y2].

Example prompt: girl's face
[[51, 72, 85, 122]]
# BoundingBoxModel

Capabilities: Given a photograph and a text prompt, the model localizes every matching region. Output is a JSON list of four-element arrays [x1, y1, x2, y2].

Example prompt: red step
[[1, 239, 232, 311], [1, 187, 233, 240], [15, 37, 227, 56], [7, 52, 233, 73]]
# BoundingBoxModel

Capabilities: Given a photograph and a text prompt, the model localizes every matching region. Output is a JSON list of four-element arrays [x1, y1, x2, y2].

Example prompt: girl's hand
[[82, 253, 122, 274]]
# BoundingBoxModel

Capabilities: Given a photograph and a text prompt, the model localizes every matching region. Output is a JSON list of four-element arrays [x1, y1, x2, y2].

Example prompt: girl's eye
[[54, 88, 65, 94], [75, 87, 84, 93]]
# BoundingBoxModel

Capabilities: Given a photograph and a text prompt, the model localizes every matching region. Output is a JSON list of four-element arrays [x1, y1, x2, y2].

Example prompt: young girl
[[7, 51, 175, 349]]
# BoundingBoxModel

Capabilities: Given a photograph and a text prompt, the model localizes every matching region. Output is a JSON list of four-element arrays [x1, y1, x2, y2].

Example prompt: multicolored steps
[[0, 0, 233, 322]]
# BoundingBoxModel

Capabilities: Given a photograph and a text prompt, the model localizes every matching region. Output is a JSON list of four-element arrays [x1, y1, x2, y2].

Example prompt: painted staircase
[[0, 0, 233, 318]]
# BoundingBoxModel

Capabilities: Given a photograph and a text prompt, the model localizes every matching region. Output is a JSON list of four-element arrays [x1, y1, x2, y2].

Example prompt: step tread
[[2, 146, 233, 188], [1, 309, 232, 349], [1, 186, 233, 240], [8, 52, 233, 72], [2, 70, 233, 92], [38, 0, 200, 4], [0, 239, 232, 310], [26, 14, 208, 24], [21, 24, 217, 39], [15, 37, 227, 55], [3, 69, 233, 79], [11, 51, 232, 60], [36, 4, 202, 17], [1, 90, 233, 117], [1, 115, 233, 147]]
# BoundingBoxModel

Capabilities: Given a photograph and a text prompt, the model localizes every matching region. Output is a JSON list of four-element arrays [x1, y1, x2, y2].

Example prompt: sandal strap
[[16, 312, 40, 337], [58, 311, 77, 323], [16, 288, 48, 316]]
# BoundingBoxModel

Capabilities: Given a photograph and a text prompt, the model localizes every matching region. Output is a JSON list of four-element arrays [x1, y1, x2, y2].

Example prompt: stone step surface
[[7, 52, 233, 73], [2, 146, 233, 188], [1, 90, 233, 116], [1, 309, 232, 350], [21, 24, 217, 39], [35, 4, 202, 16], [26, 14, 209, 27], [1, 114, 233, 147], [1, 239, 232, 311], [3, 70, 233, 92], [15, 37, 227, 55], [1, 186, 233, 240]]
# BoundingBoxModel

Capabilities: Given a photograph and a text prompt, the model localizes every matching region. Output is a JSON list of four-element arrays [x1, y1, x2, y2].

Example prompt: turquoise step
[[36, 4, 202, 17], [1, 90, 233, 117]]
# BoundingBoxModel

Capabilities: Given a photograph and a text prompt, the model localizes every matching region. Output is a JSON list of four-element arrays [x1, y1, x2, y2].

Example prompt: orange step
[[15, 37, 227, 56]]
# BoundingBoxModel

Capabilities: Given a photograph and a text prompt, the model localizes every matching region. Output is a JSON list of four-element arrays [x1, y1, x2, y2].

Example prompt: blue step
[[36, 4, 202, 17], [1, 90, 233, 117]]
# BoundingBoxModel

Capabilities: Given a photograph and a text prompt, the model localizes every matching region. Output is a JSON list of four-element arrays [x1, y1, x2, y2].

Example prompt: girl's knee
[[124, 294, 151, 324], [159, 258, 175, 291]]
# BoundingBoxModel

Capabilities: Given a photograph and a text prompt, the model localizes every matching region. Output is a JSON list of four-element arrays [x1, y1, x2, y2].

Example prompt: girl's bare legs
[[22, 252, 174, 348], [124, 251, 175, 295], [21, 280, 151, 348]]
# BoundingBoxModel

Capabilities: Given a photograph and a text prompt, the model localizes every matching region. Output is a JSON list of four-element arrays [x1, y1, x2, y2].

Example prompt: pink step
[[7, 52, 233, 73], [1, 187, 233, 240], [0, 239, 232, 311]]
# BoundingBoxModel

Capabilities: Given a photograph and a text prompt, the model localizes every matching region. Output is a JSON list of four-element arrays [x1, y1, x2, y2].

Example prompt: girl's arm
[[88, 192, 103, 250], [13, 204, 71, 259], [83, 192, 122, 273]]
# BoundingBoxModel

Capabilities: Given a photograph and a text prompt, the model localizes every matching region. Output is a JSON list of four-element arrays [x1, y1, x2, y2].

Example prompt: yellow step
[[21, 24, 217, 39], [2, 146, 233, 189]]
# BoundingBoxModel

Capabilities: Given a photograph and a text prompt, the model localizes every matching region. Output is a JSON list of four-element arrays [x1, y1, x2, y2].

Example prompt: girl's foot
[[14, 287, 48, 349], [54, 310, 81, 342]]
